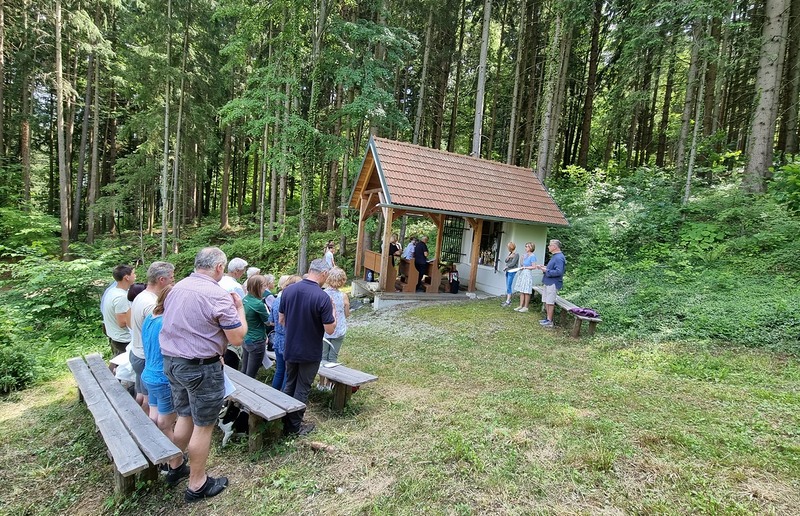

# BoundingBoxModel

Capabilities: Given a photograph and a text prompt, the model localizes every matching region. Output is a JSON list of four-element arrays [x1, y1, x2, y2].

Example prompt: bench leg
[[114, 468, 136, 496], [588, 321, 598, 336], [248, 413, 265, 452], [331, 382, 352, 411], [571, 318, 583, 338]]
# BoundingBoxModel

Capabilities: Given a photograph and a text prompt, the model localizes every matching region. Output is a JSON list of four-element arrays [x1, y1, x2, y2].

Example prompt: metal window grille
[[440, 216, 466, 263]]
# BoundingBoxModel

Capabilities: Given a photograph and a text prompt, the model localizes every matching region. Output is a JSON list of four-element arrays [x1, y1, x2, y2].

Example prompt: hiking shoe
[[297, 422, 316, 436], [185, 476, 229, 503], [165, 459, 190, 486], [541, 321, 554, 328], [501, 301, 511, 307], [539, 319, 550, 324], [518, 307, 529, 313]]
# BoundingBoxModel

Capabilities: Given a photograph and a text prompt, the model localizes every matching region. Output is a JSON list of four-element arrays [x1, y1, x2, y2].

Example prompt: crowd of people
[[100, 244, 351, 502], [98, 237, 564, 503]]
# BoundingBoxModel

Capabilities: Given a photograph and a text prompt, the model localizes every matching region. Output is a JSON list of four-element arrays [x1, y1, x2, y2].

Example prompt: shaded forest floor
[[2, 298, 800, 515]]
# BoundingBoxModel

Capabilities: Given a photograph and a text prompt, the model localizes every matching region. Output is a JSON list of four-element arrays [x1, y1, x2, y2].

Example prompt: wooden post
[[467, 218, 483, 292], [353, 195, 368, 280], [570, 318, 582, 338], [588, 321, 598, 336], [378, 207, 394, 291], [248, 413, 265, 452], [331, 382, 352, 411], [114, 468, 135, 496]]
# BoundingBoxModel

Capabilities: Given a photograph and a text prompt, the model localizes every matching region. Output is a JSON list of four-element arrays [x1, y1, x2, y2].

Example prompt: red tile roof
[[351, 137, 568, 227]]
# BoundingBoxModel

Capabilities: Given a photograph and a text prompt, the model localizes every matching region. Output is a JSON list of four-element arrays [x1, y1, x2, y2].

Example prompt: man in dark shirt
[[279, 258, 337, 436], [414, 235, 430, 292]]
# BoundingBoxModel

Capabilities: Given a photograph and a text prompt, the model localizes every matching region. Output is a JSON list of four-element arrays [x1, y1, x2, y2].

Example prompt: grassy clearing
[[1, 298, 799, 514]]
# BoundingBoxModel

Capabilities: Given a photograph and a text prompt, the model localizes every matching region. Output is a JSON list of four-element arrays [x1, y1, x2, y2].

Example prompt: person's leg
[[284, 362, 318, 434], [321, 339, 332, 362], [505, 273, 514, 304], [328, 337, 343, 363], [172, 415, 194, 451], [272, 351, 285, 390], [186, 424, 215, 491], [521, 293, 530, 308], [546, 303, 555, 322], [245, 343, 264, 378], [240, 345, 250, 374], [282, 361, 301, 433]]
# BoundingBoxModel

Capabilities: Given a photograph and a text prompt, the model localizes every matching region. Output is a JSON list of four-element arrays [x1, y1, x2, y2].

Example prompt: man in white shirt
[[101, 264, 136, 355], [129, 261, 175, 411], [218, 257, 247, 299], [402, 237, 417, 260]]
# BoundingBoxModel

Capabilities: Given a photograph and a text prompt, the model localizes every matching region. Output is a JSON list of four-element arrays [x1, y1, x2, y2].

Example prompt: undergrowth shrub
[[0, 311, 38, 393]]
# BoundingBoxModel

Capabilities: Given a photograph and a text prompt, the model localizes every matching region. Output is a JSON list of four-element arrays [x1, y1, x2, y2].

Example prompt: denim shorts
[[128, 350, 148, 396], [163, 355, 225, 427], [144, 380, 174, 415]]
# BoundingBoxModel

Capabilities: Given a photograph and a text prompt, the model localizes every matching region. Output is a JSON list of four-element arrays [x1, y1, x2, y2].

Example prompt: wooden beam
[[378, 207, 394, 291], [467, 218, 483, 293], [353, 195, 369, 279]]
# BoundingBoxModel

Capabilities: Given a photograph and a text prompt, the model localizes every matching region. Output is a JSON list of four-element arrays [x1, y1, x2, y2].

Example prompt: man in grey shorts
[[160, 247, 247, 502], [536, 239, 566, 328]]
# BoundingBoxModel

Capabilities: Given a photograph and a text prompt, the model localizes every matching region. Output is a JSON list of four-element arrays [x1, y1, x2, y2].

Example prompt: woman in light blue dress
[[512, 242, 537, 312]]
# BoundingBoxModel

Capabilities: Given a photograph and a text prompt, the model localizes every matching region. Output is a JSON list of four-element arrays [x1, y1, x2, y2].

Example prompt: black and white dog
[[217, 401, 249, 447]]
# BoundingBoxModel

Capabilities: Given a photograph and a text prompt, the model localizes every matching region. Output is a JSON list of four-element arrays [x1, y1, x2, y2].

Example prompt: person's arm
[[322, 298, 337, 335], [279, 312, 285, 327], [116, 309, 130, 328], [222, 293, 247, 346], [343, 293, 350, 318]]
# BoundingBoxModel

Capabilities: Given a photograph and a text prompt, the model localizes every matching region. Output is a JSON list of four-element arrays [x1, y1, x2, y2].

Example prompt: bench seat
[[532, 286, 603, 338], [317, 361, 378, 410], [223, 365, 306, 450], [68, 353, 182, 496]]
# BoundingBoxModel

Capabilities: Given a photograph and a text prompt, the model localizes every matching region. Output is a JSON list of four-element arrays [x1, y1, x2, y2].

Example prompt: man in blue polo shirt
[[536, 239, 566, 328], [279, 258, 337, 436]]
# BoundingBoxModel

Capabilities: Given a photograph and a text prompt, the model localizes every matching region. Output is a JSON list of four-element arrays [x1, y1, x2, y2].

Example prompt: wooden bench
[[67, 353, 183, 496], [222, 365, 306, 450], [317, 361, 378, 410], [532, 286, 603, 338]]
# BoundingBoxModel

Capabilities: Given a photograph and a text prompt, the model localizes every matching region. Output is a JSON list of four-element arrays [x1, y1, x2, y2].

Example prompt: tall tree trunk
[[447, 0, 467, 153], [472, 0, 492, 157], [656, 41, 676, 168], [160, 0, 172, 257], [745, 0, 789, 193], [220, 123, 232, 228], [0, 0, 4, 160], [172, 2, 190, 253], [577, 0, 602, 169], [55, 0, 70, 257], [413, 10, 433, 146], [506, 0, 527, 165], [675, 21, 703, 175], [536, 16, 571, 180], [683, 63, 706, 204], [778, 0, 800, 154], [71, 53, 94, 239], [703, 17, 721, 138], [486, 0, 508, 159], [259, 123, 268, 244], [327, 84, 343, 230], [86, 58, 100, 244]]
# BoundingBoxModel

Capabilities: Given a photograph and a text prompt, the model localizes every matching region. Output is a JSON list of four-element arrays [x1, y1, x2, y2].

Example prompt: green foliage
[[0, 256, 108, 338], [0, 208, 61, 256], [771, 160, 800, 214], [554, 168, 800, 351], [0, 311, 38, 394]]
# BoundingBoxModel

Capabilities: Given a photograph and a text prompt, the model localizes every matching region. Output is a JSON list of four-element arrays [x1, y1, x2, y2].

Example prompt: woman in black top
[[388, 233, 402, 266]]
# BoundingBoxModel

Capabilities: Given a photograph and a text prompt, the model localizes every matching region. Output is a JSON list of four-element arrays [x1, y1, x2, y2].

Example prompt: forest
[[1, 0, 799, 376], [0, 0, 798, 254]]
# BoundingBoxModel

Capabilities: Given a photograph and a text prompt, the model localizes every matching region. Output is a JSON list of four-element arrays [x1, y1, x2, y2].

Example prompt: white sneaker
[[518, 307, 529, 313], [513, 307, 522, 312]]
